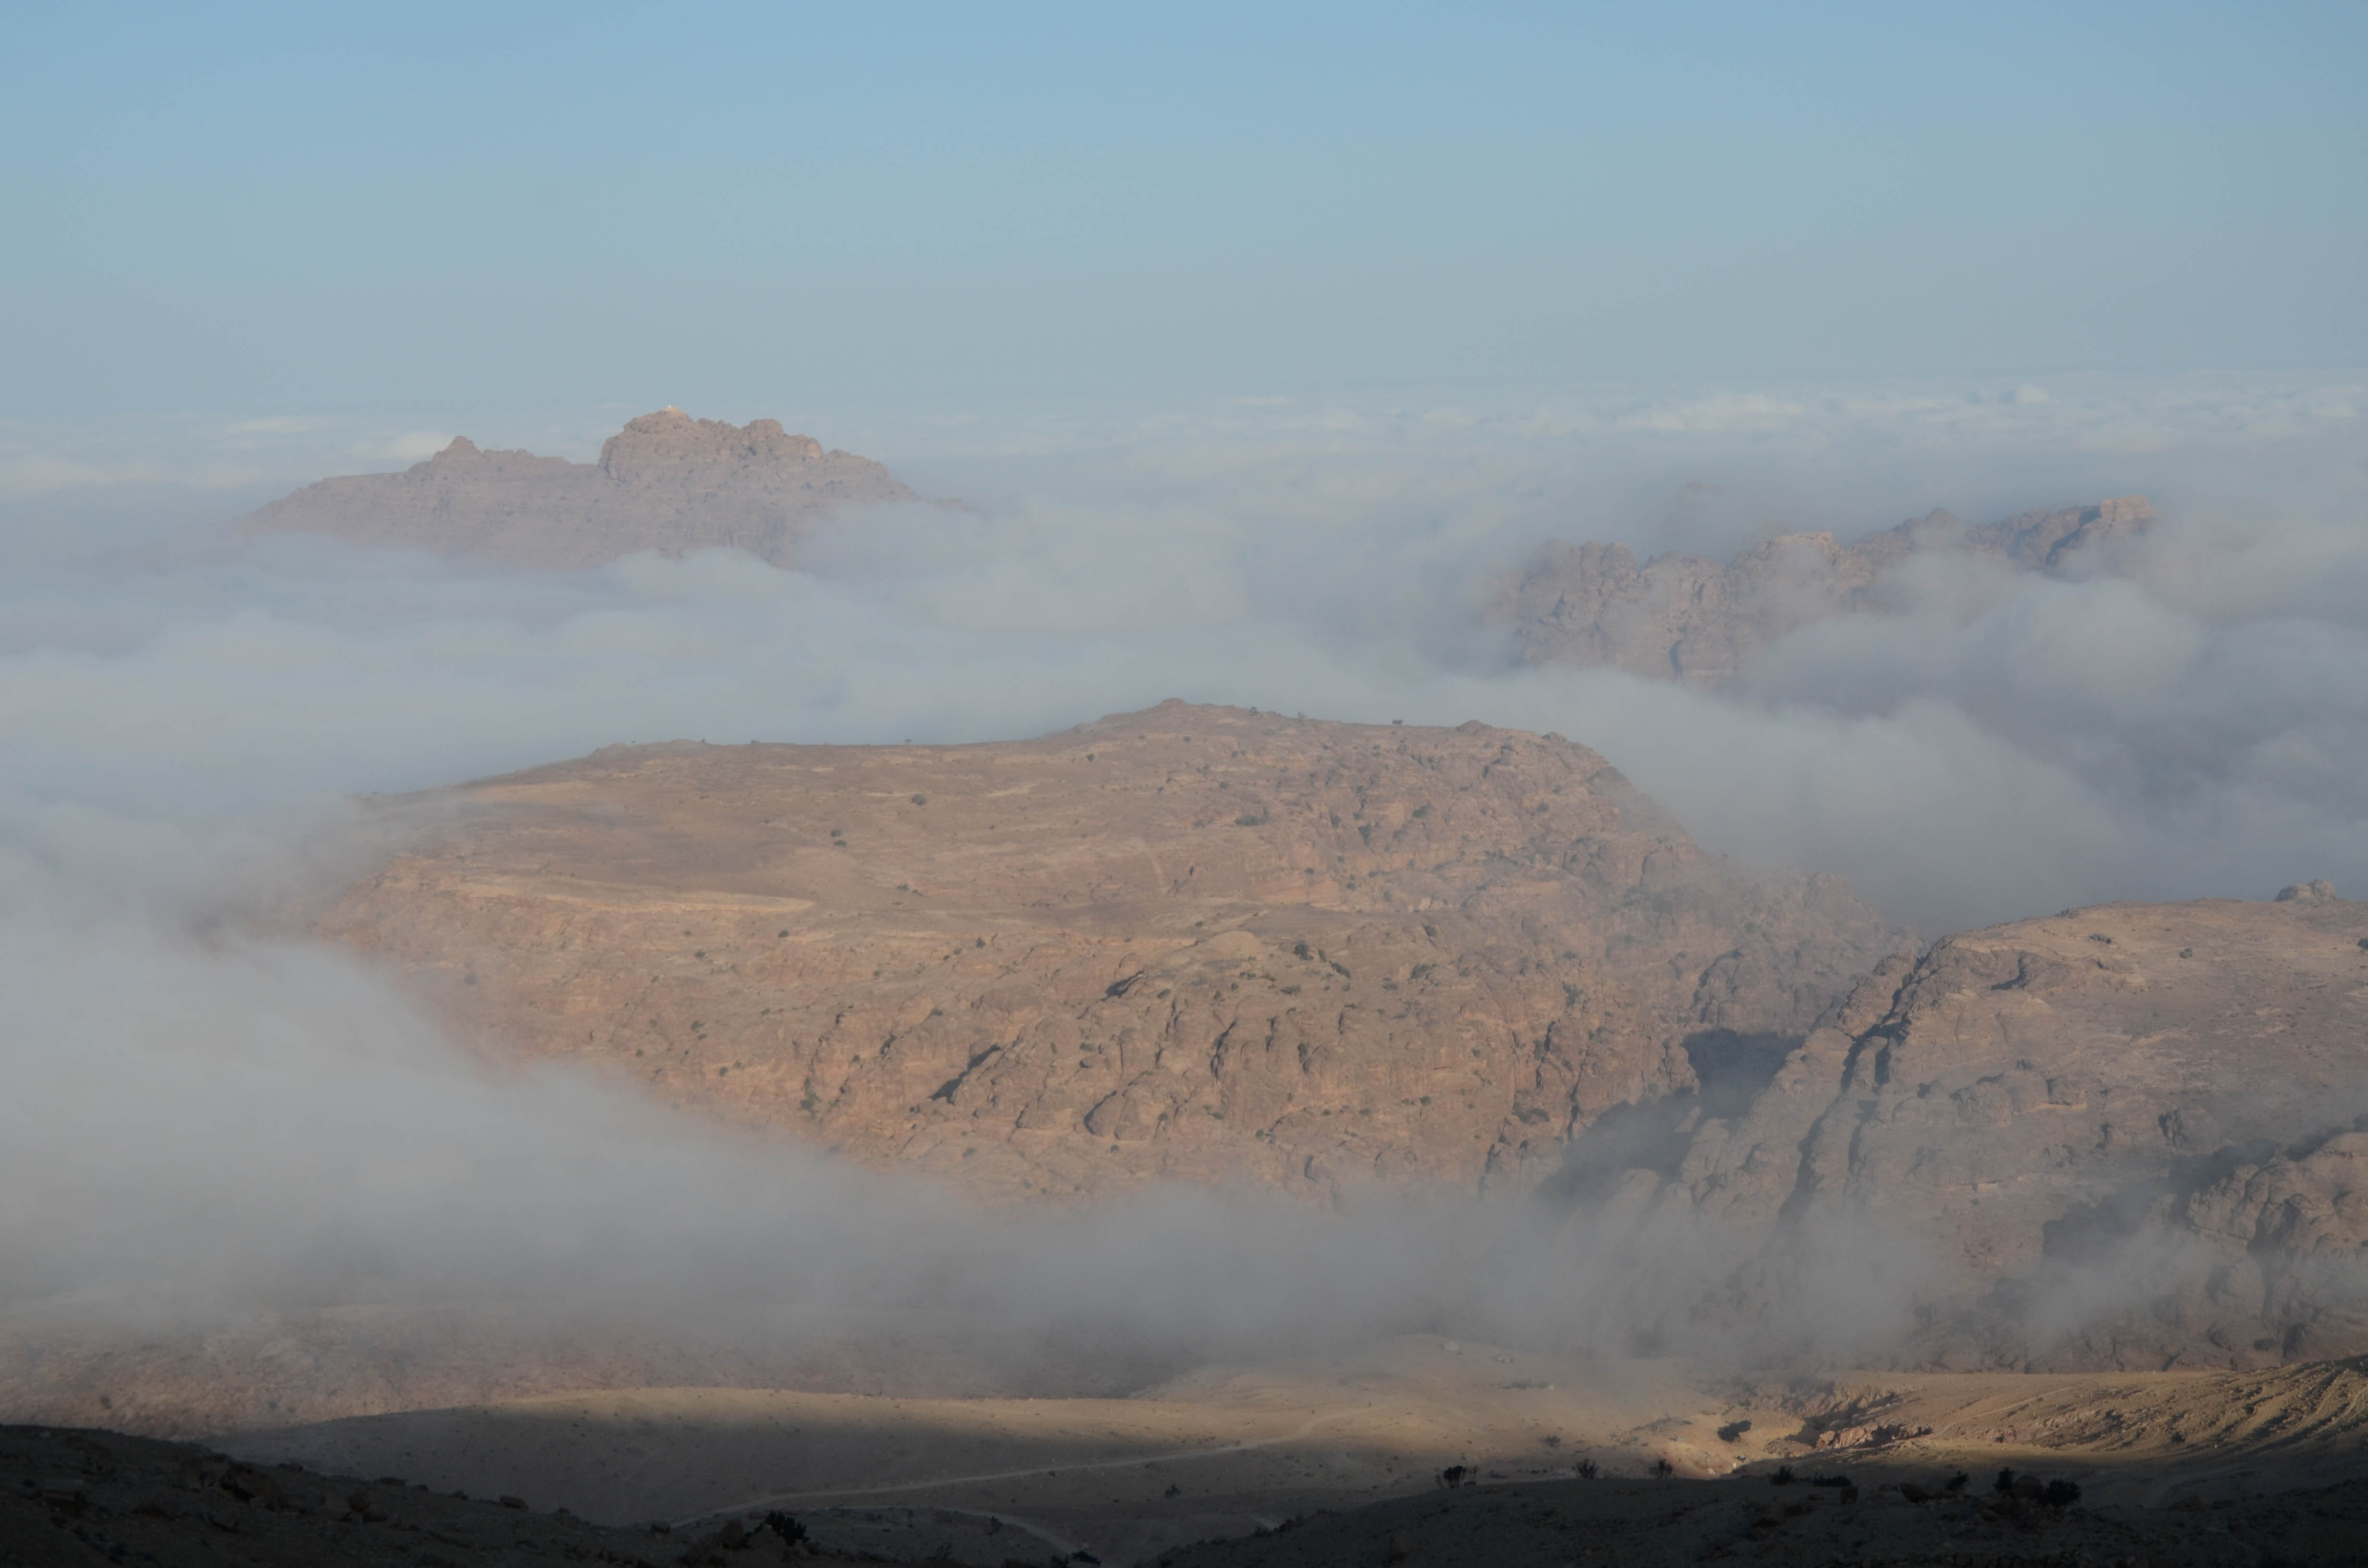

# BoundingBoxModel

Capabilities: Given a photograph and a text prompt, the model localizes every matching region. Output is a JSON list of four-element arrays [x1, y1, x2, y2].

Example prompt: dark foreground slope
[[14, 1414, 2368, 1568], [1157, 1469, 2368, 1568], [0, 1422, 740, 1568]]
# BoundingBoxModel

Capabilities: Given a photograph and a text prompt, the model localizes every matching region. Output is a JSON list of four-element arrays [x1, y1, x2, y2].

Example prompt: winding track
[[669, 1409, 1368, 1547]]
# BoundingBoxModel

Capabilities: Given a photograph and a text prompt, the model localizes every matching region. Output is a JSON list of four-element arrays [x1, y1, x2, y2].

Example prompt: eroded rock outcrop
[[1591, 889, 2368, 1367], [1496, 497, 2156, 686], [314, 703, 1900, 1203], [237, 408, 917, 567]]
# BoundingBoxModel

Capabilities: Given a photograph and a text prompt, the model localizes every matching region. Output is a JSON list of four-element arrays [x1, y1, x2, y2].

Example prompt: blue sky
[[3, 1, 2362, 415]]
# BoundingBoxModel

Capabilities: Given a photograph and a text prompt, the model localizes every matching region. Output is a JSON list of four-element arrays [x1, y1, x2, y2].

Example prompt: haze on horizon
[[2, 1, 2362, 420]]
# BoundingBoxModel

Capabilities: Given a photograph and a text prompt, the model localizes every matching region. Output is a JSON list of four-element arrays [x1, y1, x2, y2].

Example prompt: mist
[[2, 373, 2364, 1423], [6, 375, 2364, 927], [0, 797, 1953, 1430]]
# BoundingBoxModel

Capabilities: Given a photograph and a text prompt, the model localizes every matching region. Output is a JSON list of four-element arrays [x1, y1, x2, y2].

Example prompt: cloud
[[0, 801, 1950, 1416], [0, 372, 2362, 932], [352, 430, 456, 463], [0, 371, 2364, 1413], [1616, 392, 1807, 434], [225, 416, 330, 437]]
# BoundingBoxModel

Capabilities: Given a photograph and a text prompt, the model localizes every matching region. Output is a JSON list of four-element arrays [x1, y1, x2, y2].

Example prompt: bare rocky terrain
[[1594, 880, 2368, 1369], [1494, 496, 2156, 685], [18, 1339, 2368, 1567], [18, 705, 2368, 1562], [236, 408, 917, 567], [312, 702, 1899, 1204], [0, 1422, 696, 1567]]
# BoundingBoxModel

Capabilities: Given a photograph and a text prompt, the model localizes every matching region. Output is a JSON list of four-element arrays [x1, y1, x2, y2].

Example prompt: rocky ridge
[[314, 702, 1900, 1204], [1496, 497, 2156, 686], [1589, 881, 2368, 1367], [236, 408, 917, 567]]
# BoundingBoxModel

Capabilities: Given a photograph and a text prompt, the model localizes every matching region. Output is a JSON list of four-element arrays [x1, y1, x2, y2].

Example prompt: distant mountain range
[[237, 407, 918, 568], [1495, 496, 2156, 686]]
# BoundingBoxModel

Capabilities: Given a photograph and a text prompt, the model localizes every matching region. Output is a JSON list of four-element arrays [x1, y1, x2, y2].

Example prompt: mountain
[[235, 408, 917, 567], [1593, 878, 2368, 1368], [1495, 497, 2156, 686], [312, 702, 1901, 1203]]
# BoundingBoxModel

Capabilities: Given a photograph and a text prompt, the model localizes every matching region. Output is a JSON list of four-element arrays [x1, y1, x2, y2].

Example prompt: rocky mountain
[[1495, 497, 2156, 686], [236, 408, 916, 567], [313, 702, 1901, 1204], [1588, 879, 2368, 1368]]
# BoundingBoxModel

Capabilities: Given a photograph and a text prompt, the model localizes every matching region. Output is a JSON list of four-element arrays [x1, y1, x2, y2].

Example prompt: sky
[[4, 1, 2363, 417]]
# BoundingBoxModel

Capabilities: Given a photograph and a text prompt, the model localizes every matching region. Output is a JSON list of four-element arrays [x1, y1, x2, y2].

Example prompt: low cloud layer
[[0, 810, 1944, 1412], [6, 373, 2364, 927], [1, 372, 2363, 1409]]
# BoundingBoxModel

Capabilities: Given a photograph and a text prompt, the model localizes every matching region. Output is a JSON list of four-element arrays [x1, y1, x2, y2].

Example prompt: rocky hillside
[[1495, 497, 2155, 686], [236, 408, 916, 567], [1597, 880, 2368, 1367], [315, 702, 1900, 1203]]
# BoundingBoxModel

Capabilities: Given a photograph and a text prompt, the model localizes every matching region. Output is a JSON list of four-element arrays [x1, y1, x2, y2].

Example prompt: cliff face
[[1598, 882, 2368, 1367], [1496, 497, 2157, 686], [314, 702, 1900, 1205], [236, 408, 917, 568]]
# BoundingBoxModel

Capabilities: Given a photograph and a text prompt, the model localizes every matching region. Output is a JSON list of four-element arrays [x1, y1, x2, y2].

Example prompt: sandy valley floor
[[215, 1337, 2368, 1565]]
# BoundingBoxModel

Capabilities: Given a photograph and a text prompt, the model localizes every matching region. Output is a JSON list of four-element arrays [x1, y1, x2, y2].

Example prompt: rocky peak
[[1496, 495, 2159, 686], [1991, 494, 2156, 572], [236, 408, 918, 568], [598, 409, 830, 485]]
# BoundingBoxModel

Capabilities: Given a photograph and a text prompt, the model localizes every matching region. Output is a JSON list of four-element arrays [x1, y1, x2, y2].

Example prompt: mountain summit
[[237, 407, 917, 567]]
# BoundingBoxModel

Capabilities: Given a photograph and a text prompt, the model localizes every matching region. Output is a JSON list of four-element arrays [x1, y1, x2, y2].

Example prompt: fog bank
[[2, 373, 2363, 1415]]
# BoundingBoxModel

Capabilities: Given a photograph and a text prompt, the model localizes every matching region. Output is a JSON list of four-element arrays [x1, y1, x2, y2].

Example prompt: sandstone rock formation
[[1496, 497, 2156, 686], [1596, 888, 2368, 1367], [237, 408, 917, 567], [314, 703, 1900, 1203]]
